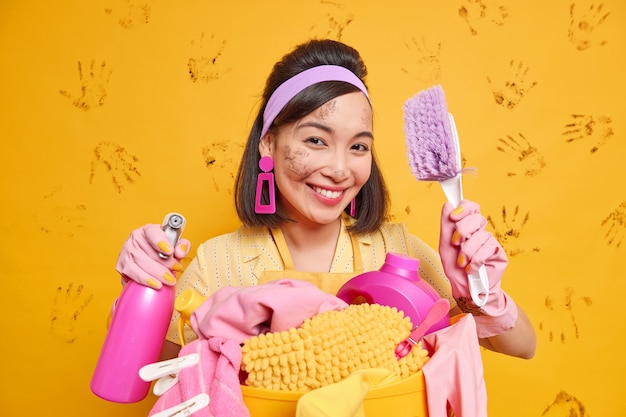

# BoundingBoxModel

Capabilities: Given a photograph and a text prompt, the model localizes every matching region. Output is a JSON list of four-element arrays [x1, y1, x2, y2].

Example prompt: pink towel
[[149, 337, 249, 417], [421, 314, 487, 417], [190, 279, 349, 341]]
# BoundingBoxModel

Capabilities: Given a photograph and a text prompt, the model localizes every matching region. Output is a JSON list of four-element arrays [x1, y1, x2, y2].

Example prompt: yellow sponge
[[241, 303, 429, 392]]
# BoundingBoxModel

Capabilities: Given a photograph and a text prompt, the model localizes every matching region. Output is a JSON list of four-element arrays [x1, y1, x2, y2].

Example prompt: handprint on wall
[[35, 186, 87, 237], [201, 140, 243, 193], [541, 391, 588, 417], [496, 132, 547, 177], [601, 200, 626, 248], [50, 283, 94, 344], [538, 287, 592, 343], [89, 141, 141, 193], [309, 1, 354, 41], [486, 204, 534, 256], [400, 37, 442, 84], [59, 60, 113, 111], [188, 32, 231, 83], [104, 0, 152, 29], [562, 113, 614, 154], [568, 2, 610, 51], [487, 60, 537, 110], [458, 0, 508, 36]]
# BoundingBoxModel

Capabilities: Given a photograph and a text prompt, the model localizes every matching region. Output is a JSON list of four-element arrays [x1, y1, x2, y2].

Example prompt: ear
[[258, 133, 274, 157]]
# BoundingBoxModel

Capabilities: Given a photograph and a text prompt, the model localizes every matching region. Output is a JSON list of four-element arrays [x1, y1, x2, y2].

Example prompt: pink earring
[[350, 198, 356, 217], [255, 156, 276, 214]]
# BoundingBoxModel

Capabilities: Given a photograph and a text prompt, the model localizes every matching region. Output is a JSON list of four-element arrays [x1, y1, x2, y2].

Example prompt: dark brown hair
[[234, 39, 389, 234]]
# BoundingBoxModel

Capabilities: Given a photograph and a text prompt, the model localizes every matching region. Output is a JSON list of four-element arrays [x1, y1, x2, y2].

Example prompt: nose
[[323, 151, 349, 181]]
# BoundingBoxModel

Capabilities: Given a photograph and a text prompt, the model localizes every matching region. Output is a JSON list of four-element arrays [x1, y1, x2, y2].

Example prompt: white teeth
[[313, 186, 343, 199]]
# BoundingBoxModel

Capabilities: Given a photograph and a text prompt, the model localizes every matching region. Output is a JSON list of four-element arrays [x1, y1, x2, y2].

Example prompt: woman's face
[[260, 91, 373, 227]]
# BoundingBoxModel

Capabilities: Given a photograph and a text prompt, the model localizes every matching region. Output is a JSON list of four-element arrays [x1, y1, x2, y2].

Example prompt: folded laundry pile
[[240, 303, 429, 392]]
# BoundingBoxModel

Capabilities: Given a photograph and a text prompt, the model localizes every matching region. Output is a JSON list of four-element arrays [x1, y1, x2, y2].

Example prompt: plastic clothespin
[[139, 353, 200, 396], [151, 393, 210, 417]]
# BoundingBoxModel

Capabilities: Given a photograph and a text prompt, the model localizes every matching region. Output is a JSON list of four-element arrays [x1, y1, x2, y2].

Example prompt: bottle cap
[[379, 252, 420, 282], [175, 289, 206, 323]]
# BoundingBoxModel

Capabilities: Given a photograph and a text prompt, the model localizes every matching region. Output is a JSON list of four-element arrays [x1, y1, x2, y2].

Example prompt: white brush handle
[[441, 114, 489, 307], [468, 268, 489, 306]]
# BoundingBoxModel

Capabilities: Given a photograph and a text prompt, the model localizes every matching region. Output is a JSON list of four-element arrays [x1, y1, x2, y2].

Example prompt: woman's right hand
[[115, 224, 191, 289]]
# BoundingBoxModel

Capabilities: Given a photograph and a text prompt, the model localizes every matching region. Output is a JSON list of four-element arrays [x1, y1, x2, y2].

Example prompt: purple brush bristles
[[403, 85, 461, 181]]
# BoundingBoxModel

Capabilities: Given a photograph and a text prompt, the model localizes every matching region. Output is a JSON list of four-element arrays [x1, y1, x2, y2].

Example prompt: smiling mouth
[[311, 185, 343, 199]]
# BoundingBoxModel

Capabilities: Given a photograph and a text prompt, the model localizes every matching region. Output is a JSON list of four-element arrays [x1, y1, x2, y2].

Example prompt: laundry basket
[[175, 284, 430, 416], [240, 369, 427, 417]]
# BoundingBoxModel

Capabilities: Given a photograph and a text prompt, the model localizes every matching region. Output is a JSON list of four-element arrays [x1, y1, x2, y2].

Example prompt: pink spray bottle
[[336, 252, 449, 334], [90, 213, 186, 403]]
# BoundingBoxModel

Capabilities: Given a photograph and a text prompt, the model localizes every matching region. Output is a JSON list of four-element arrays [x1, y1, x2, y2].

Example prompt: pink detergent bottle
[[90, 213, 185, 403], [336, 252, 449, 334]]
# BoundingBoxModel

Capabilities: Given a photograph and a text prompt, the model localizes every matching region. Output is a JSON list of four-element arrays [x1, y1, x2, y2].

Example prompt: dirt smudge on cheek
[[284, 145, 312, 180]]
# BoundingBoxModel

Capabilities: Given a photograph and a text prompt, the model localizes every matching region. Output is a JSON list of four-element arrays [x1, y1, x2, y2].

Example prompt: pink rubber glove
[[439, 200, 518, 338], [115, 224, 191, 289]]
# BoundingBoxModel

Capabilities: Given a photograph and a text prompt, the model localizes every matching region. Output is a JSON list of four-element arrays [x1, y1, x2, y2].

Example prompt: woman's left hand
[[439, 200, 518, 338]]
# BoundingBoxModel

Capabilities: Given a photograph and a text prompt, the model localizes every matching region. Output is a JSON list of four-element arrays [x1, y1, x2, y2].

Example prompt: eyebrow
[[296, 121, 374, 140]]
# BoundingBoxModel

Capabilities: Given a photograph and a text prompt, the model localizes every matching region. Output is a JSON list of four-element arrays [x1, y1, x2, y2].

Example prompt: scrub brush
[[403, 85, 489, 307]]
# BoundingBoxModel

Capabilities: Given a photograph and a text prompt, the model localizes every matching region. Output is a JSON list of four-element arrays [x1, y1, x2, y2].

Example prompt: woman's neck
[[279, 217, 342, 272]]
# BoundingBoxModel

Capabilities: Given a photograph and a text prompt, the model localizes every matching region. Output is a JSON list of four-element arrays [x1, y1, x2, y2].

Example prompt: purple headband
[[260, 65, 370, 139]]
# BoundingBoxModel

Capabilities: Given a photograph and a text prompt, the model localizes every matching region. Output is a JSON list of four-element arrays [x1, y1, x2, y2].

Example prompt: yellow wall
[[2, 0, 624, 415]]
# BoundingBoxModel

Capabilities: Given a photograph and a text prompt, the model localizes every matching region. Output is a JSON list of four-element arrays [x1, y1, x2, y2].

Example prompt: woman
[[116, 39, 536, 361]]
